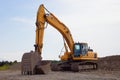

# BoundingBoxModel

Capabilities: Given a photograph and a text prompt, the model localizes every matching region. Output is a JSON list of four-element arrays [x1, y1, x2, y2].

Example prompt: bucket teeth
[[21, 51, 50, 75]]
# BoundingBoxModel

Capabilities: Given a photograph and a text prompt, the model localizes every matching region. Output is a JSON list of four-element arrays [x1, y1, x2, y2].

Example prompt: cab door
[[73, 43, 81, 57]]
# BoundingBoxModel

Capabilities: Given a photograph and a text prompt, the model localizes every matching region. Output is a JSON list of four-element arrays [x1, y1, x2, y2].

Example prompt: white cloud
[[11, 17, 34, 25]]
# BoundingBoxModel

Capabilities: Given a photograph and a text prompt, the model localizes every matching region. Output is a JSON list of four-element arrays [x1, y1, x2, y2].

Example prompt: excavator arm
[[34, 5, 45, 54]]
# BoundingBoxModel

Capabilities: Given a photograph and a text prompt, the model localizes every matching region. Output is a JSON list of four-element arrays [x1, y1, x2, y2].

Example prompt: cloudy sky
[[0, 0, 120, 61]]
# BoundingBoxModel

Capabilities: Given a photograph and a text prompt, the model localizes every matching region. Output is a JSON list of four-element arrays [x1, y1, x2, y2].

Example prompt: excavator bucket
[[21, 51, 51, 75]]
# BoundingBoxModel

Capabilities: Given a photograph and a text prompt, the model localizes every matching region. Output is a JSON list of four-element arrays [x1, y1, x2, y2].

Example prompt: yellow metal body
[[73, 51, 98, 61], [35, 4, 98, 62]]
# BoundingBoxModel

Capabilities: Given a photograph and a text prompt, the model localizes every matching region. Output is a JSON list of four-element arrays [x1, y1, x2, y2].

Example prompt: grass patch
[[0, 64, 9, 70]]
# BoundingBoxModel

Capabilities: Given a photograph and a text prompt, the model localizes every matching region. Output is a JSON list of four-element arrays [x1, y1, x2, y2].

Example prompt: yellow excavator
[[21, 4, 98, 75]]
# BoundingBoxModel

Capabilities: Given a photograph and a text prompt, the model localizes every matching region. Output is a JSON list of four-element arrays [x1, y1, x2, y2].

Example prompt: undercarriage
[[50, 60, 98, 72]]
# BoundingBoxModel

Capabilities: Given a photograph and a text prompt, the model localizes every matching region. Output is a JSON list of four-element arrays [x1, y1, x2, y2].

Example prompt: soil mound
[[98, 55, 120, 70]]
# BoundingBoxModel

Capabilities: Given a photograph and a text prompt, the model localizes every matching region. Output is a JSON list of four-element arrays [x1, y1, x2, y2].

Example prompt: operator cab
[[73, 43, 89, 57]]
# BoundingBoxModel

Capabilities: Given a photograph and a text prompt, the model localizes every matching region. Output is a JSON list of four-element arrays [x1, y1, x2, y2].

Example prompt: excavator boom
[[35, 4, 74, 55]]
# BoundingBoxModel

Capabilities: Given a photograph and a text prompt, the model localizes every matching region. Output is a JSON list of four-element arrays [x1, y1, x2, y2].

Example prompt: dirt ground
[[0, 55, 120, 80], [0, 70, 120, 80]]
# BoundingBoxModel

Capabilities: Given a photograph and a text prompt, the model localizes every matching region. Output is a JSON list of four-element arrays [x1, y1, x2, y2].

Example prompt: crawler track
[[51, 61, 98, 72]]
